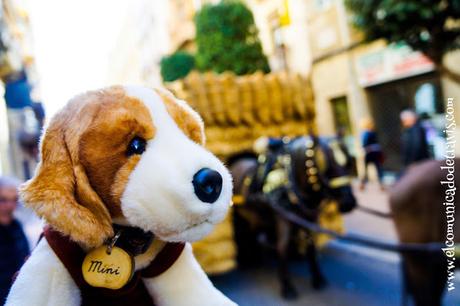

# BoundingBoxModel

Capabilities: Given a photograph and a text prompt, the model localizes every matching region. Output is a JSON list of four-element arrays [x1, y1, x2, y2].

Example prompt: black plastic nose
[[192, 168, 223, 203]]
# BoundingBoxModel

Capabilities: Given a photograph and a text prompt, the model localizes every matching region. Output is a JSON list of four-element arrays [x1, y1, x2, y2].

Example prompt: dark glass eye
[[127, 137, 146, 156]]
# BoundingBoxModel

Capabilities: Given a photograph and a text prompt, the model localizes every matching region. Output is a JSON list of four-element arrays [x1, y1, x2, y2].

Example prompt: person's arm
[[5, 239, 80, 306], [143, 243, 237, 306]]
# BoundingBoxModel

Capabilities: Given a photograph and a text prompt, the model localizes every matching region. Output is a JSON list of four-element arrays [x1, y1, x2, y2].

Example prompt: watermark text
[[441, 97, 456, 292]]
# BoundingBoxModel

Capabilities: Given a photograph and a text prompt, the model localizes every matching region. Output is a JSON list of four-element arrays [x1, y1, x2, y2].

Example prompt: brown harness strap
[[43, 227, 185, 303]]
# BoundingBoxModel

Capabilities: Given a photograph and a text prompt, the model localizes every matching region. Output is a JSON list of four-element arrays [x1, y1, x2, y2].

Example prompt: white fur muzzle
[[120, 86, 233, 242]]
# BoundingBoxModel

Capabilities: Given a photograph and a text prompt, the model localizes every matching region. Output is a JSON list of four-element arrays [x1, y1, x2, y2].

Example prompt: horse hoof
[[312, 276, 328, 290], [281, 285, 298, 300]]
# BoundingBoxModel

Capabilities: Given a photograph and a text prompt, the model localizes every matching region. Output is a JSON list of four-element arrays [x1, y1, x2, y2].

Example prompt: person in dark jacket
[[0, 176, 29, 305], [359, 118, 384, 190], [400, 110, 430, 167]]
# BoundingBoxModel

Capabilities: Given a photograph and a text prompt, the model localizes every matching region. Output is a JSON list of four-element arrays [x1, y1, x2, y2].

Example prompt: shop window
[[414, 83, 436, 115], [331, 96, 352, 136], [330, 96, 354, 154]]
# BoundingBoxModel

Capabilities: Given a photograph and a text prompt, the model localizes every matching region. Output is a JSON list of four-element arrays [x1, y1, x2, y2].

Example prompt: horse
[[390, 158, 459, 306], [229, 135, 357, 299]]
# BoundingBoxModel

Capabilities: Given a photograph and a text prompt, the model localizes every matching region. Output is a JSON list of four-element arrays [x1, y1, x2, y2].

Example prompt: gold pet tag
[[82, 245, 134, 290]]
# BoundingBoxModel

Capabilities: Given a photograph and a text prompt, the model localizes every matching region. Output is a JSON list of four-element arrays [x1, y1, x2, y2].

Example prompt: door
[[366, 72, 443, 171]]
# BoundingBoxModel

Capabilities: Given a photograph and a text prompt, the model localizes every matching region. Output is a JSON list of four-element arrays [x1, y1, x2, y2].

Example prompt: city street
[[1, 1, 459, 305], [212, 183, 460, 306]]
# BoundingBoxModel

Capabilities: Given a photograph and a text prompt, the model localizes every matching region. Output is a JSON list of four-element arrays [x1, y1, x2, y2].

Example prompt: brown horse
[[390, 158, 459, 306], [229, 136, 357, 299]]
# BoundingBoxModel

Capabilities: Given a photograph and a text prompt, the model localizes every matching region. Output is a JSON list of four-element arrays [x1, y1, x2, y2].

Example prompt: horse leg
[[233, 207, 261, 267], [276, 217, 298, 300], [306, 238, 327, 290], [306, 236, 327, 290]]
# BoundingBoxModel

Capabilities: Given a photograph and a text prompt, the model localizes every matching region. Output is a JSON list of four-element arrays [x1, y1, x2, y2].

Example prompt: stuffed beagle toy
[[6, 86, 236, 306]]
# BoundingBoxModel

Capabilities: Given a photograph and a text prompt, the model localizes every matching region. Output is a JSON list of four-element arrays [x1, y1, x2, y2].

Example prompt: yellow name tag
[[82, 246, 134, 290]]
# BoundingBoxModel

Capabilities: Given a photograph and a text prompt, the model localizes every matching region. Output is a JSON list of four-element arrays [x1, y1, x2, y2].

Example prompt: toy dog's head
[[21, 86, 233, 248]]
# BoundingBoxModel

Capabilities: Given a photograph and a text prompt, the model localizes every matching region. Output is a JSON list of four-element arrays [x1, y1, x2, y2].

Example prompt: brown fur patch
[[155, 89, 204, 145], [111, 155, 142, 213], [20, 86, 155, 248], [79, 90, 155, 217]]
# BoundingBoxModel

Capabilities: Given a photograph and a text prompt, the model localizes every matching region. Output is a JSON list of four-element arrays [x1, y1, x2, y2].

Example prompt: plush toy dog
[[6, 86, 236, 306]]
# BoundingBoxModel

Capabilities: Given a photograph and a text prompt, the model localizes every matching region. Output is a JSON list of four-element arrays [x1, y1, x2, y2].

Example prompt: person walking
[[359, 118, 384, 190], [0, 176, 29, 305], [399, 109, 430, 168]]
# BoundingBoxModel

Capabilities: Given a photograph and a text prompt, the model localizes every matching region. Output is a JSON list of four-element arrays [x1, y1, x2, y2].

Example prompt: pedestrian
[[400, 109, 430, 168], [0, 176, 29, 305], [359, 118, 384, 190]]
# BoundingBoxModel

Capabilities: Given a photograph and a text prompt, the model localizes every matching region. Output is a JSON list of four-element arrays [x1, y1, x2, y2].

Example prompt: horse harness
[[233, 136, 352, 210]]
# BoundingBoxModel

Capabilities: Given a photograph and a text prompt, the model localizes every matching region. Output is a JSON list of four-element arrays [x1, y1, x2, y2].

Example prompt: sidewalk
[[346, 181, 397, 240]]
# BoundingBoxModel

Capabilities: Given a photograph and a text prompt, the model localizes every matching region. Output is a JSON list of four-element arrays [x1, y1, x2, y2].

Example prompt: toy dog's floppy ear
[[20, 119, 113, 249]]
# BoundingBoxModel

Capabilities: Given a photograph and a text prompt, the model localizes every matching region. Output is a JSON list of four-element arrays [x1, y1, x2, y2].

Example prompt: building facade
[[249, 0, 459, 173], [107, 0, 216, 87], [307, 0, 459, 171], [245, 0, 311, 74], [106, 0, 171, 87]]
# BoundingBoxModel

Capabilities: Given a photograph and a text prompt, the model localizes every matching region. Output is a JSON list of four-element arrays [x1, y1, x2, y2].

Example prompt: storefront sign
[[356, 43, 435, 87]]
